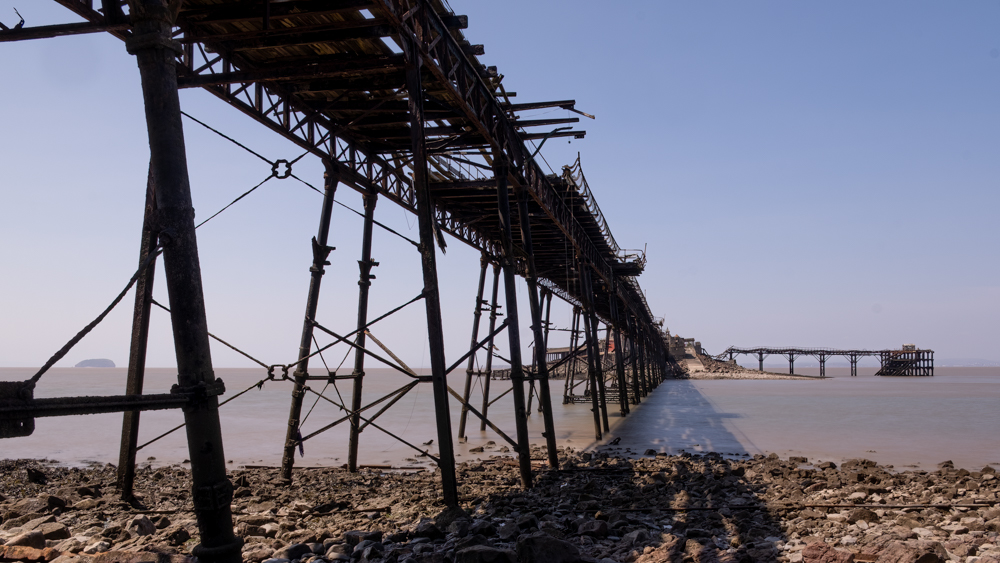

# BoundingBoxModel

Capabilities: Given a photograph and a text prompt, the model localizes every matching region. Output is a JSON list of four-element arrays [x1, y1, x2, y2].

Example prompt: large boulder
[[516, 532, 584, 563], [6, 531, 46, 549]]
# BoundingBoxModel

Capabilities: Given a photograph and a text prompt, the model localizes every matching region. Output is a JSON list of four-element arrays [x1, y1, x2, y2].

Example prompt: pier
[[714, 345, 934, 377], [1, 2, 674, 557]]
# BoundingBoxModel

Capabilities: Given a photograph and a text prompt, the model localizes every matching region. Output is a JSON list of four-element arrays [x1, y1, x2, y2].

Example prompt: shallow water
[[1, 366, 997, 471]]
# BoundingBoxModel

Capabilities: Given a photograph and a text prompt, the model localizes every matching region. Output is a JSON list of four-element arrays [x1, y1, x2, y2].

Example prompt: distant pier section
[[713, 344, 934, 377]]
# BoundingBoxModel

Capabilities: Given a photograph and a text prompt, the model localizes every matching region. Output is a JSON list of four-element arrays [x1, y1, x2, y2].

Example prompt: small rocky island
[[73, 359, 115, 368]]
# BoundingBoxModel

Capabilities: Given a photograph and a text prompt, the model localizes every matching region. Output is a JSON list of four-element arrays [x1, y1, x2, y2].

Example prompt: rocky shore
[[2, 450, 998, 563], [684, 357, 819, 380]]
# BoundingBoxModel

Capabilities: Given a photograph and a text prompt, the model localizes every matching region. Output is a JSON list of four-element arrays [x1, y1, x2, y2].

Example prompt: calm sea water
[[1, 366, 997, 471]]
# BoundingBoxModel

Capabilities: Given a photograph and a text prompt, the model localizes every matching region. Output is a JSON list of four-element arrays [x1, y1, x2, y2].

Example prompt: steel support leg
[[638, 336, 649, 398], [581, 305, 602, 440], [759, 352, 764, 372], [580, 265, 609, 434], [126, 3, 240, 559], [515, 185, 559, 467], [347, 189, 378, 472], [480, 264, 501, 431], [789, 354, 795, 375], [819, 355, 826, 378], [610, 287, 629, 416], [458, 255, 489, 439], [117, 165, 158, 500], [281, 164, 339, 481], [639, 330, 652, 397], [406, 42, 459, 506], [493, 162, 533, 488], [564, 308, 580, 404], [628, 321, 641, 405]]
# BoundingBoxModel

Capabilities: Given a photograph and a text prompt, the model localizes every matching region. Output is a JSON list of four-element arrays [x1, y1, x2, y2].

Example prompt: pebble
[[1, 452, 999, 563]]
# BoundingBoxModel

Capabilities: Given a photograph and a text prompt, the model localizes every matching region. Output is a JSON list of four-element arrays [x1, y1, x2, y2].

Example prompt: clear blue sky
[[1, 1, 997, 368]]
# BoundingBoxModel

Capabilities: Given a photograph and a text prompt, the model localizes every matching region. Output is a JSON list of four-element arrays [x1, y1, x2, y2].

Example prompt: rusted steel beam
[[405, 31, 459, 508], [458, 255, 489, 439], [0, 21, 130, 42], [515, 185, 558, 469], [480, 263, 501, 432], [181, 0, 376, 25], [126, 1, 240, 559], [177, 55, 405, 88], [493, 161, 534, 488], [0, 392, 191, 418], [610, 283, 629, 416], [116, 165, 158, 500], [628, 317, 641, 404], [514, 117, 580, 128], [281, 165, 339, 482], [504, 100, 576, 112], [347, 188, 379, 473], [577, 264, 605, 438]]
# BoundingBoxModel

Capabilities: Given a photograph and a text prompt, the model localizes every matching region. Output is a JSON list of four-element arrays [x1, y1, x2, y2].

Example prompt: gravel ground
[[2, 450, 998, 563]]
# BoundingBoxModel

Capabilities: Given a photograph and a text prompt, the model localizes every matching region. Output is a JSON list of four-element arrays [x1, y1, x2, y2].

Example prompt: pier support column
[[493, 162, 534, 488], [117, 166, 157, 500], [758, 352, 764, 372], [405, 38, 459, 506], [789, 353, 795, 375], [281, 164, 338, 482], [514, 184, 558, 468], [126, 2, 240, 559], [347, 188, 379, 472], [628, 319, 641, 404], [458, 255, 489, 439], [564, 307, 581, 404], [819, 354, 826, 378], [580, 264, 609, 434], [609, 285, 629, 416], [480, 264, 501, 431], [639, 334, 649, 397]]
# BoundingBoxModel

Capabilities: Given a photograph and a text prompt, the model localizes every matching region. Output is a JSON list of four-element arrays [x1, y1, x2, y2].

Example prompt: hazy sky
[[1, 1, 997, 369]]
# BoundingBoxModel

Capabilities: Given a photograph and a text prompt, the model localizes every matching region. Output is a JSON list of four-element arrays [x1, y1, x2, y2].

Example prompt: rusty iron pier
[[1, 2, 674, 559], [714, 345, 935, 377]]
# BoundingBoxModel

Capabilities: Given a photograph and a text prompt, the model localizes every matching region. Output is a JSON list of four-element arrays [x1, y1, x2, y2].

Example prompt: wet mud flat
[[2, 450, 999, 563]]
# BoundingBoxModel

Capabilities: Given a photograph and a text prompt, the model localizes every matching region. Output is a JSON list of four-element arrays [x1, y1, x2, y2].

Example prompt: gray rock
[[469, 520, 496, 538], [273, 542, 313, 561], [848, 508, 879, 524], [127, 515, 156, 536], [324, 543, 351, 561], [516, 532, 584, 563], [448, 518, 471, 537], [7, 530, 46, 549], [353, 539, 382, 555], [414, 520, 445, 540], [435, 506, 469, 530], [496, 521, 519, 541], [345, 530, 383, 546], [83, 540, 111, 554], [38, 522, 71, 540], [577, 520, 608, 538], [454, 534, 489, 552], [516, 513, 539, 530], [454, 545, 517, 563], [622, 528, 650, 545]]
